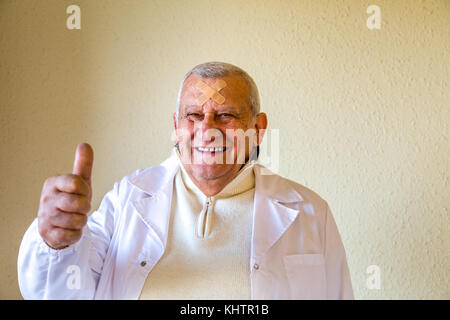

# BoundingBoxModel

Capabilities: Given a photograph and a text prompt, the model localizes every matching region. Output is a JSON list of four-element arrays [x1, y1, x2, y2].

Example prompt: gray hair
[[175, 61, 260, 121]]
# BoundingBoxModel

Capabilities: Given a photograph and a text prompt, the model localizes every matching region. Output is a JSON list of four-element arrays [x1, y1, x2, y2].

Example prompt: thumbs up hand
[[37, 143, 94, 249]]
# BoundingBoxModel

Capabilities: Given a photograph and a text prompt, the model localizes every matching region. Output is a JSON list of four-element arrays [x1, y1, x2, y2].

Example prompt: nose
[[195, 112, 219, 143], [201, 112, 215, 130]]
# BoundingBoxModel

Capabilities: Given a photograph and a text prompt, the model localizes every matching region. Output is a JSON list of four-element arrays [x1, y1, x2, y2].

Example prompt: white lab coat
[[18, 154, 354, 300]]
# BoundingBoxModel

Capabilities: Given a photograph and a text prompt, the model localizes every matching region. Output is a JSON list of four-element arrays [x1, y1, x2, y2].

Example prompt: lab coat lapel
[[129, 155, 179, 252], [251, 164, 304, 267]]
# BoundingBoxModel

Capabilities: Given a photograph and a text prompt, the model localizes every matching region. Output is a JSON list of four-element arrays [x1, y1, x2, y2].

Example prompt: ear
[[254, 112, 268, 146], [173, 112, 178, 130]]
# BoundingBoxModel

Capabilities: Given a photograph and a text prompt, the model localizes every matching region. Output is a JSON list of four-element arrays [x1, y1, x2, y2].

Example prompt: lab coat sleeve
[[17, 183, 119, 299], [324, 204, 354, 299]]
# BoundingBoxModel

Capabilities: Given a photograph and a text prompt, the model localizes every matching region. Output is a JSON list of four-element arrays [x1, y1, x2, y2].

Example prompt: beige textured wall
[[1, 0, 448, 299]]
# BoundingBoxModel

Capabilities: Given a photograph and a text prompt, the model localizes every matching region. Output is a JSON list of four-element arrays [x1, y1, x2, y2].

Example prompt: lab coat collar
[[252, 164, 303, 203], [129, 155, 179, 196]]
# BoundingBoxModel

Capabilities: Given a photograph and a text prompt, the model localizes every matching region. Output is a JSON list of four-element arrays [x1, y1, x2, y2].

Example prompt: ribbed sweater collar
[[174, 149, 255, 201]]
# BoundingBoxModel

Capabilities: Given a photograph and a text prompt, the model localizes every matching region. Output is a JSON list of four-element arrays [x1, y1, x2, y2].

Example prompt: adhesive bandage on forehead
[[195, 79, 227, 106]]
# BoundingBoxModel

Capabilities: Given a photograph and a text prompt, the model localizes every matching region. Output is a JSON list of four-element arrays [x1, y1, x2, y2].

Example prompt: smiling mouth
[[194, 146, 227, 153]]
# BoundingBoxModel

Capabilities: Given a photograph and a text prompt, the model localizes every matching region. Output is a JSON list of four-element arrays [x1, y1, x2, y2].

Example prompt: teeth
[[196, 147, 225, 152]]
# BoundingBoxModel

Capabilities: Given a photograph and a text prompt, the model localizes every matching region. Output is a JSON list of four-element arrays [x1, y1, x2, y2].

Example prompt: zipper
[[197, 196, 213, 238]]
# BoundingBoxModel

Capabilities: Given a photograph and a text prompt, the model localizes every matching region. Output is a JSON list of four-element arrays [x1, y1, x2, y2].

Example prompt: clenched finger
[[53, 174, 90, 196], [49, 210, 87, 230], [47, 227, 82, 246], [55, 192, 91, 214]]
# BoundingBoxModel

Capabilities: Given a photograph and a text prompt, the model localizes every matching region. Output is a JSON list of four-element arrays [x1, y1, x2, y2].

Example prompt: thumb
[[72, 142, 94, 187]]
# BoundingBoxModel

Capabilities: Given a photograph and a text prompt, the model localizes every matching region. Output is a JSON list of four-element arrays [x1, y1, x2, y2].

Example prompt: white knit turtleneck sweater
[[139, 154, 255, 300]]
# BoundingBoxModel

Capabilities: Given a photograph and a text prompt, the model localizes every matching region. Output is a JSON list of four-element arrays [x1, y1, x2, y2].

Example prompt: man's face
[[174, 73, 265, 184]]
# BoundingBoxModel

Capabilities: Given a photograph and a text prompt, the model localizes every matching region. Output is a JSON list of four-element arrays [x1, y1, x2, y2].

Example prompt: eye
[[218, 113, 234, 118], [187, 113, 203, 120]]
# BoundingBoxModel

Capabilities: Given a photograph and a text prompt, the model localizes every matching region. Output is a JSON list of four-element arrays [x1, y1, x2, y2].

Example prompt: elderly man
[[18, 62, 353, 299]]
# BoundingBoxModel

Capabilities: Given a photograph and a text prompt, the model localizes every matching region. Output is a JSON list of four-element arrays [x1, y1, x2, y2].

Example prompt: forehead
[[180, 73, 250, 110]]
